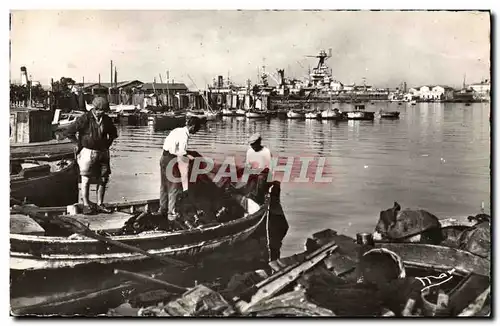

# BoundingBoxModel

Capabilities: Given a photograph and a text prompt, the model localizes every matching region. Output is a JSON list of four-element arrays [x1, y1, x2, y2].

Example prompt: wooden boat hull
[[320, 111, 347, 120], [257, 229, 490, 317], [147, 114, 186, 131], [118, 113, 146, 125], [10, 159, 79, 207], [185, 112, 209, 123], [10, 198, 267, 271], [305, 113, 321, 119], [10, 234, 271, 316], [287, 111, 305, 119], [10, 139, 77, 161], [246, 112, 267, 119], [380, 112, 400, 119], [346, 111, 375, 120], [221, 109, 246, 117], [375, 242, 490, 277]]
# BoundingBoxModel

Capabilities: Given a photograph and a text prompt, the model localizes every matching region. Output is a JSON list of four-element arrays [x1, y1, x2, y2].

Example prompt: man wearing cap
[[158, 117, 201, 221], [245, 133, 273, 203], [65, 96, 118, 215]]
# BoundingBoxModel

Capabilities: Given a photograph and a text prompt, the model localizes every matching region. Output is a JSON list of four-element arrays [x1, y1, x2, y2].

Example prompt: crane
[[304, 48, 332, 70]]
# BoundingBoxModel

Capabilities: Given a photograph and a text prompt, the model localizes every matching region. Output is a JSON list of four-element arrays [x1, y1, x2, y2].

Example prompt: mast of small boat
[[166, 70, 170, 110], [188, 74, 215, 114], [329, 91, 332, 111]]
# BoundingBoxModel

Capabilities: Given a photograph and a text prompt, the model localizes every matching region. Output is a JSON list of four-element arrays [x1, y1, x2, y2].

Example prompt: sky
[[9, 10, 491, 89]]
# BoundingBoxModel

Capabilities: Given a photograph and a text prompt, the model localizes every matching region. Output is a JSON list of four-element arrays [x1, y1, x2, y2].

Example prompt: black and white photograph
[[8, 8, 492, 317]]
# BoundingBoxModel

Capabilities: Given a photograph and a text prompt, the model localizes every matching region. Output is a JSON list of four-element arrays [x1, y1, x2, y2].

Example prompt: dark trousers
[[247, 169, 271, 205], [159, 150, 183, 217]]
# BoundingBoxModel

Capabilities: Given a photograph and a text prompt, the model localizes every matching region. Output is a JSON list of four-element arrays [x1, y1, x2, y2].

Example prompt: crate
[[10, 108, 53, 143]]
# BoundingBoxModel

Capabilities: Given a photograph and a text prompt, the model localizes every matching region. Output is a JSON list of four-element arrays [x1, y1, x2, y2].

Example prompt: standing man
[[245, 133, 273, 203], [159, 117, 201, 221], [65, 96, 118, 215], [245, 133, 288, 261]]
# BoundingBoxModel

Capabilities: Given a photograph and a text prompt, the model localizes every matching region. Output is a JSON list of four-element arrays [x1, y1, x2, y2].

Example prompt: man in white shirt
[[246, 133, 272, 171], [159, 117, 201, 220], [245, 133, 273, 204]]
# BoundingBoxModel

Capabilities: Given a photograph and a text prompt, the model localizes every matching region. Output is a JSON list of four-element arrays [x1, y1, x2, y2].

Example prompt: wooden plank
[[376, 243, 490, 277], [10, 214, 45, 235], [67, 211, 133, 232], [449, 274, 490, 315], [234, 241, 338, 313]]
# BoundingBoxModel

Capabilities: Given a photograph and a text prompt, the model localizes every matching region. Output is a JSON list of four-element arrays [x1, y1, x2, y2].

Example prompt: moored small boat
[[245, 110, 267, 119], [147, 112, 187, 131], [10, 139, 77, 161], [52, 110, 85, 133], [378, 110, 400, 119], [10, 158, 79, 207], [10, 160, 286, 272], [345, 105, 375, 121], [305, 111, 321, 119], [221, 108, 246, 117], [320, 108, 346, 120], [287, 110, 306, 119]]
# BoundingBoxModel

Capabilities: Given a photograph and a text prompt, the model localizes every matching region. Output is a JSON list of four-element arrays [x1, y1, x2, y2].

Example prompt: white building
[[469, 80, 490, 95]]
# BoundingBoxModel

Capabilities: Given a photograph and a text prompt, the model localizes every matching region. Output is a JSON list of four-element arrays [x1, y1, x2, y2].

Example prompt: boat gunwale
[[10, 197, 266, 243], [10, 221, 259, 261], [10, 159, 77, 184]]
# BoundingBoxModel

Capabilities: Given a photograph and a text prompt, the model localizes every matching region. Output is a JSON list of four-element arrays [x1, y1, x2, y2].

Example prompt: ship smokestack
[[328, 48, 332, 57], [218, 75, 223, 88], [20, 66, 29, 86], [277, 69, 285, 85]]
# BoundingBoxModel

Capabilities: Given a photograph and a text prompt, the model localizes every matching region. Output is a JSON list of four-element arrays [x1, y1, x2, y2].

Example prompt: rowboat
[[346, 111, 375, 120], [51, 110, 85, 133], [320, 109, 346, 120], [10, 230, 274, 316], [221, 109, 246, 117], [286, 110, 305, 119], [345, 105, 375, 121], [10, 194, 270, 271], [46, 220, 488, 317], [242, 227, 490, 317], [245, 110, 267, 119], [218, 219, 490, 317], [147, 112, 187, 131], [305, 111, 321, 119], [187, 109, 220, 121], [10, 158, 79, 207], [378, 110, 400, 119], [10, 139, 77, 161]]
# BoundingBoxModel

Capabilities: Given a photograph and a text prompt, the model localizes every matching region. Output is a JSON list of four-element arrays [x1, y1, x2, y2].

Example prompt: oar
[[11, 204, 192, 269]]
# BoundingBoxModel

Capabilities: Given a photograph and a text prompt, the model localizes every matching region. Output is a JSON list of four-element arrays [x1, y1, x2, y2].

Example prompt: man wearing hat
[[65, 96, 118, 215], [245, 133, 273, 203], [158, 116, 202, 221]]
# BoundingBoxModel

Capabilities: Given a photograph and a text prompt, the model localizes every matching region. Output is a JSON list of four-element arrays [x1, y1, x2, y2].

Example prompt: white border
[[3, 2, 497, 325]]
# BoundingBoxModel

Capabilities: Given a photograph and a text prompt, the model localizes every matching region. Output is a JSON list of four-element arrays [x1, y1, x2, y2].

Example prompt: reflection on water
[[107, 102, 490, 256]]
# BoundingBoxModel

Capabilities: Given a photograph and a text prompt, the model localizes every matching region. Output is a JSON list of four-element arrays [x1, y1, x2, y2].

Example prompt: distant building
[[468, 79, 490, 101], [431, 86, 455, 101], [411, 85, 455, 101], [139, 83, 188, 94], [469, 79, 490, 95]]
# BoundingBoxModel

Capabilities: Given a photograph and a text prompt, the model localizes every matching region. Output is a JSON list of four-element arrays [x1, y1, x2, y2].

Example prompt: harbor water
[[105, 102, 490, 257]]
